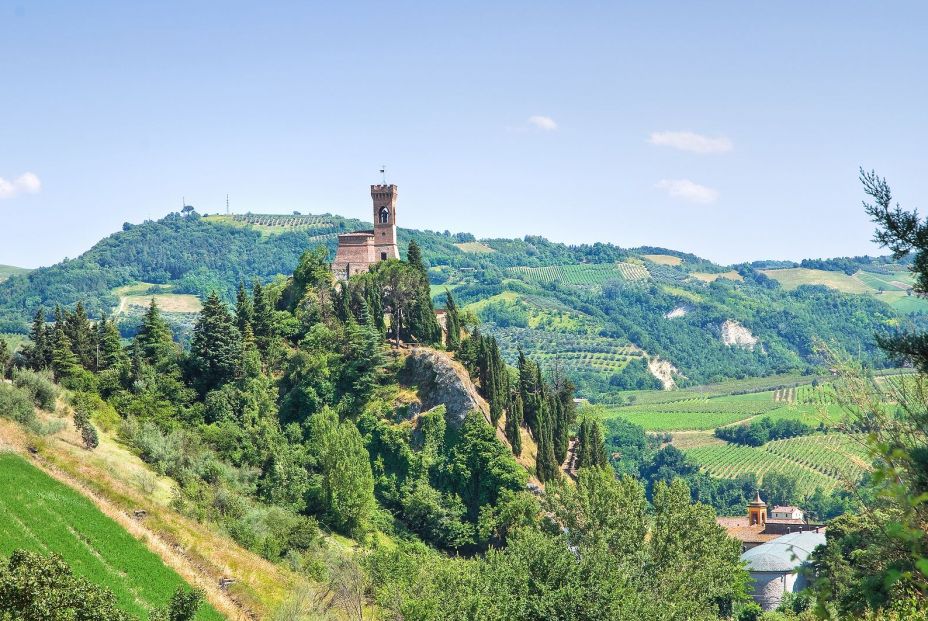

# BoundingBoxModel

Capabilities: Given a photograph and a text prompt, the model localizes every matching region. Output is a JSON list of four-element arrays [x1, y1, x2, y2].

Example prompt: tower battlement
[[331, 182, 401, 280]]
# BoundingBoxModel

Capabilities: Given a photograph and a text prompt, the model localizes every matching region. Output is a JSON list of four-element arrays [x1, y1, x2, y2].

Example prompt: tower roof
[[749, 491, 767, 507]]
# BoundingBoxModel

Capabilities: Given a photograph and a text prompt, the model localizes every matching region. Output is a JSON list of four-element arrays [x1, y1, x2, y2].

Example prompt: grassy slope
[[760, 266, 928, 312], [0, 452, 224, 621], [0, 264, 30, 282], [0, 412, 309, 620]]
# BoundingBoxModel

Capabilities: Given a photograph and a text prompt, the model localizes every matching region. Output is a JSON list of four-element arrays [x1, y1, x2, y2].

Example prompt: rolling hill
[[0, 209, 919, 400], [0, 264, 30, 283]]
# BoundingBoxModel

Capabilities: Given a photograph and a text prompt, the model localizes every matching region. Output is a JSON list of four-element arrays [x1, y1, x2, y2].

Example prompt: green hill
[[0, 209, 918, 400], [0, 452, 223, 620], [0, 264, 30, 283]]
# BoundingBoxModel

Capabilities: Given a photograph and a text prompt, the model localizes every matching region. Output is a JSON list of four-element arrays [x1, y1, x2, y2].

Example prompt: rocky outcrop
[[665, 305, 690, 319], [403, 347, 489, 427], [648, 357, 680, 390], [721, 320, 758, 350]]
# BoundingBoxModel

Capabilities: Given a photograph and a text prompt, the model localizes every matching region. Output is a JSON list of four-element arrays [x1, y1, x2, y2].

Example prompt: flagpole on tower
[[380, 166, 386, 185]]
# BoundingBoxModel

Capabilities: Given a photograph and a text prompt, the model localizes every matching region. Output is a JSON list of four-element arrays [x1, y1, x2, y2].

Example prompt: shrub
[[12, 368, 58, 411], [0, 383, 39, 431]]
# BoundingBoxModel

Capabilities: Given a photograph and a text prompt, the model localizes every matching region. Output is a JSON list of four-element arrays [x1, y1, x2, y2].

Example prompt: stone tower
[[371, 184, 400, 261]]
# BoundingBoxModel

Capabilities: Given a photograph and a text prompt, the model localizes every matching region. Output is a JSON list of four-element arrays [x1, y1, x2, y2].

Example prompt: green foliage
[[0, 550, 134, 621], [715, 415, 815, 446], [306, 411, 376, 535], [187, 292, 243, 395], [12, 368, 58, 410]]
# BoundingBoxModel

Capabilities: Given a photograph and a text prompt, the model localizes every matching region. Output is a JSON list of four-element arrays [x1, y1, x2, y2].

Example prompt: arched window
[[379, 207, 390, 224]]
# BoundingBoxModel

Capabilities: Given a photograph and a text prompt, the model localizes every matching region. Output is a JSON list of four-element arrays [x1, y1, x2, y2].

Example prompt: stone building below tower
[[332, 184, 400, 280]]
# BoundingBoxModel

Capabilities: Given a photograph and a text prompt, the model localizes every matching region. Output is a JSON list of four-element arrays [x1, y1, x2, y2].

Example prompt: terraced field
[[507, 263, 629, 286], [0, 453, 223, 620], [489, 326, 644, 376], [685, 433, 870, 496]]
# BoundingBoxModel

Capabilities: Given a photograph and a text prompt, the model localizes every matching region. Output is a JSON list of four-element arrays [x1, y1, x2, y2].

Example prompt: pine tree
[[135, 299, 175, 368], [235, 282, 254, 335], [64, 301, 94, 369], [51, 324, 79, 381], [575, 417, 607, 469], [506, 392, 524, 456], [404, 241, 442, 345], [0, 337, 10, 378], [96, 315, 125, 371], [28, 307, 51, 370], [188, 292, 243, 395]]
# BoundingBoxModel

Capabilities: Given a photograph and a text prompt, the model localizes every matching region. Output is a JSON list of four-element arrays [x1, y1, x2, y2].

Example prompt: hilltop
[[0, 209, 916, 399], [0, 264, 30, 283]]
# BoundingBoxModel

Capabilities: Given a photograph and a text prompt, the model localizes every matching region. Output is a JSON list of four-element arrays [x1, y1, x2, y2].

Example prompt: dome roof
[[748, 491, 767, 507], [741, 531, 826, 573]]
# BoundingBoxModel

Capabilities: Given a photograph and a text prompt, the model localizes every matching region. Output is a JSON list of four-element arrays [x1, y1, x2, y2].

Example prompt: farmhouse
[[331, 184, 400, 280]]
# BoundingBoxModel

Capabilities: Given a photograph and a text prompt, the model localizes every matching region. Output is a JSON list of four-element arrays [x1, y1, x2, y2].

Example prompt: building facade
[[741, 531, 826, 610], [332, 184, 400, 280]]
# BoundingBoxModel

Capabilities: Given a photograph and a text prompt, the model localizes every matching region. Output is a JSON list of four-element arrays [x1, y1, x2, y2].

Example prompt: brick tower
[[372, 184, 399, 261]]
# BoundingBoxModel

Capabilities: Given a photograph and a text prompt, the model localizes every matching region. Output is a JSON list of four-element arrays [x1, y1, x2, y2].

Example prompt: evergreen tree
[[27, 307, 52, 370], [188, 292, 243, 395], [96, 315, 125, 371], [0, 337, 10, 378], [63, 301, 94, 370], [251, 280, 275, 359], [235, 282, 254, 335], [443, 291, 462, 351], [135, 299, 175, 368], [404, 240, 442, 345], [506, 392, 524, 456], [576, 416, 607, 469], [51, 324, 79, 381]]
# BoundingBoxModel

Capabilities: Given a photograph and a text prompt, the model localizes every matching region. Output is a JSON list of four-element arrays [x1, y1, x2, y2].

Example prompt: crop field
[[507, 263, 629, 286], [487, 326, 643, 375], [454, 241, 495, 254], [684, 433, 870, 496], [690, 270, 743, 283], [616, 262, 650, 281], [759, 268, 872, 293], [204, 213, 349, 238], [642, 253, 682, 266], [0, 453, 223, 620], [604, 392, 780, 430]]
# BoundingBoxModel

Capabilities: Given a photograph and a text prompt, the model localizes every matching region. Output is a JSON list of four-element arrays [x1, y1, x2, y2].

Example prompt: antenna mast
[[226, 194, 230, 215]]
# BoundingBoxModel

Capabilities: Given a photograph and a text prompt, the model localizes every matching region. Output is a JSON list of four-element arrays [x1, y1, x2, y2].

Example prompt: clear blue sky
[[2, 1, 927, 268]]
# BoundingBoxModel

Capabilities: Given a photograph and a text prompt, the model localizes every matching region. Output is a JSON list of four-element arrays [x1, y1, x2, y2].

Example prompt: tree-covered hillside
[[0, 209, 915, 398]]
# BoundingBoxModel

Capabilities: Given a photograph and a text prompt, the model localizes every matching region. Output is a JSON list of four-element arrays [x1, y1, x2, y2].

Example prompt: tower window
[[381, 252, 387, 260], [379, 207, 390, 224]]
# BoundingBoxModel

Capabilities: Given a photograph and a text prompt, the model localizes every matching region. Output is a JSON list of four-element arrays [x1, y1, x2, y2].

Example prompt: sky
[[2, 1, 927, 268]]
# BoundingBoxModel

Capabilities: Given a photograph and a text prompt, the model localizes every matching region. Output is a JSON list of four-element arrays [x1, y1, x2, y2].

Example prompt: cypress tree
[[405, 241, 442, 345], [506, 392, 524, 456], [251, 280, 275, 358], [235, 282, 254, 335], [444, 291, 462, 351]]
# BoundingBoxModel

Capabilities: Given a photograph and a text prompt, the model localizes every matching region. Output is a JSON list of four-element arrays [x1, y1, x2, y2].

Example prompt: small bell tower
[[372, 184, 399, 261], [748, 491, 767, 526]]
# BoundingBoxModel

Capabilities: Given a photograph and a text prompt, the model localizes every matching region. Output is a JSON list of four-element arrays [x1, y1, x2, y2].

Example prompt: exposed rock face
[[648, 357, 680, 390], [665, 305, 690, 319], [403, 347, 489, 427], [721, 319, 758, 349]]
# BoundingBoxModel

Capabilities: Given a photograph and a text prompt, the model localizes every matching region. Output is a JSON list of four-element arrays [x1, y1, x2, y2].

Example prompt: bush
[[12, 368, 58, 411], [0, 383, 39, 431]]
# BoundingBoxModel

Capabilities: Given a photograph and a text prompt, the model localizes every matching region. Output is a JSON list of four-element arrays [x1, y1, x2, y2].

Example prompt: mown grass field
[[0, 452, 224, 621], [690, 270, 743, 283], [642, 253, 682, 266], [454, 241, 495, 254]]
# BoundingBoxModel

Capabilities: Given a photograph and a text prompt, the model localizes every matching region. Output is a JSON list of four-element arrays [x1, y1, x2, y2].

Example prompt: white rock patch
[[721, 320, 758, 350]]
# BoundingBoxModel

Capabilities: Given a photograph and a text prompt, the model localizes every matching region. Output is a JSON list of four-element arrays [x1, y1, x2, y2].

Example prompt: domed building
[[741, 530, 826, 610]]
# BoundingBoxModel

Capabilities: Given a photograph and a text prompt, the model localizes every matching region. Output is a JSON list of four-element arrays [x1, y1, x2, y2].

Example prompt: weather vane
[[380, 165, 386, 185]]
